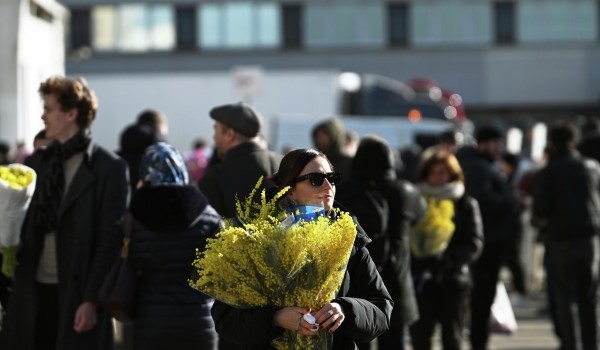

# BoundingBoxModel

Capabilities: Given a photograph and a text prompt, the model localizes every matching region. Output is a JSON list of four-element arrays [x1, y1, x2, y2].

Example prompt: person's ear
[[66, 108, 78, 123]]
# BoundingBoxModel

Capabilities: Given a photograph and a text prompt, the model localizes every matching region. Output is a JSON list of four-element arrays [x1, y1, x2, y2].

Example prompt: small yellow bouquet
[[189, 177, 357, 349], [0, 164, 37, 277], [410, 197, 455, 258]]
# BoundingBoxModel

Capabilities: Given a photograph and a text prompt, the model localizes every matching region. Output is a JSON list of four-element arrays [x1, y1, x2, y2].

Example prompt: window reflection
[[305, 3, 385, 48], [198, 2, 280, 50], [92, 3, 175, 52]]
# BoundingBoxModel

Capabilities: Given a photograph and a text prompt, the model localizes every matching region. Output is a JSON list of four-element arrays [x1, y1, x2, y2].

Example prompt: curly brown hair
[[416, 149, 464, 183], [38, 76, 98, 129]]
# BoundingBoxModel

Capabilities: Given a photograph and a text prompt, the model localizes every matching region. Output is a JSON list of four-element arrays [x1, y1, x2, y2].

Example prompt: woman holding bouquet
[[211, 148, 393, 349], [409, 149, 484, 350]]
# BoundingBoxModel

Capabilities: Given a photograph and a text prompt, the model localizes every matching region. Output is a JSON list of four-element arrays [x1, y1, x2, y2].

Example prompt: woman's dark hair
[[267, 148, 333, 200]]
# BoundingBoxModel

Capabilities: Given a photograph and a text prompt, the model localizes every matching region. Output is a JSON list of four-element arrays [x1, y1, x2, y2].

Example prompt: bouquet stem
[[1, 245, 18, 278]]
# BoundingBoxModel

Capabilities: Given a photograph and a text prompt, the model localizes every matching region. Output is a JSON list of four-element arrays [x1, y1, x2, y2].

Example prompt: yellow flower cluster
[[410, 197, 456, 258], [0, 164, 35, 190], [189, 177, 357, 349]]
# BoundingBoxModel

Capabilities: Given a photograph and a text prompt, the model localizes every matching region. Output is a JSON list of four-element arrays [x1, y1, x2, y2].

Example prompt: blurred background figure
[[533, 122, 600, 350], [13, 141, 30, 164], [311, 117, 353, 180], [136, 109, 169, 139], [409, 149, 483, 350], [456, 125, 516, 350], [499, 152, 528, 300], [117, 123, 164, 194], [336, 135, 426, 350], [577, 116, 600, 163], [199, 102, 281, 219], [32, 130, 51, 151], [343, 130, 360, 158], [398, 144, 422, 183], [129, 142, 220, 350], [0, 142, 10, 165], [185, 138, 211, 183]]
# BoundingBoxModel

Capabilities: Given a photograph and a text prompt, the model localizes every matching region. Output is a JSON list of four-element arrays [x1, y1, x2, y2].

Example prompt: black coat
[[456, 146, 515, 243], [128, 185, 222, 350], [336, 178, 425, 328], [199, 141, 281, 219], [533, 150, 600, 241], [211, 222, 393, 350], [0, 143, 129, 350]]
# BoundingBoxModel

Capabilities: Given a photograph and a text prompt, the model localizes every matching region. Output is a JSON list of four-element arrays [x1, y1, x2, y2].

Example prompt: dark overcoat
[[198, 141, 281, 219], [0, 142, 129, 350], [128, 185, 222, 350]]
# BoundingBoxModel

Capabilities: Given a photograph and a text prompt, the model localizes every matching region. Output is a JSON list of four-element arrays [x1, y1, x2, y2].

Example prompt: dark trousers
[[546, 236, 599, 350], [410, 276, 470, 350], [377, 326, 406, 350], [35, 283, 59, 350], [469, 241, 506, 350]]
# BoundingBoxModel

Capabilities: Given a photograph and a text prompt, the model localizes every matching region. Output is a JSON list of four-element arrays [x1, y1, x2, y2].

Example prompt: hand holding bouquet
[[0, 164, 37, 277], [189, 177, 357, 349]]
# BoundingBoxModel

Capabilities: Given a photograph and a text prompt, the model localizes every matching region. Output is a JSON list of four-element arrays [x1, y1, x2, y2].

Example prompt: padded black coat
[[129, 185, 222, 350]]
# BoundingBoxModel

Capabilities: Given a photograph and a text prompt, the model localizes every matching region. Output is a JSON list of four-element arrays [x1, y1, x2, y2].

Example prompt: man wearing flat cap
[[199, 102, 282, 219], [456, 125, 516, 350]]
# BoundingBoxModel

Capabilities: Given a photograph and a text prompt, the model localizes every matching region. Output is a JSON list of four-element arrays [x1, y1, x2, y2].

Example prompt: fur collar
[[130, 185, 209, 233]]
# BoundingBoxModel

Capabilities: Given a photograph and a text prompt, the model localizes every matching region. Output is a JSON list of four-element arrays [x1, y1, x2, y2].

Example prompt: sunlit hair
[[38, 75, 98, 129], [416, 149, 464, 183], [270, 148, 333, 192]]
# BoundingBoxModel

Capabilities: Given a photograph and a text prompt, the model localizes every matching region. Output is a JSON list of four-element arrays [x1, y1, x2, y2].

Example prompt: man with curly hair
[[0, 76, 129, 350]]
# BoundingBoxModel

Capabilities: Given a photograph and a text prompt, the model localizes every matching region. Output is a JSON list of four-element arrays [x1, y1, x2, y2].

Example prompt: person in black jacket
[[409, 149, 484, 350], [199, 102, 281, 219], [211, 148, 393, 350], [336, 135, 426, 350], [129, 142, 221, 350], [533, 122, 600, 350], [456, 126, 515, 350]]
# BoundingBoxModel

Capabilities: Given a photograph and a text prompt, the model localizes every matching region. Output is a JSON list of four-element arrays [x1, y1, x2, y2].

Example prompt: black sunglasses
[[295, 172, 341, 186]]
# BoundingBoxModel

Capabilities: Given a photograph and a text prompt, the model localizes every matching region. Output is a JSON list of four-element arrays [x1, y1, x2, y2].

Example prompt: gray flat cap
[[209, 102, 262, 137]]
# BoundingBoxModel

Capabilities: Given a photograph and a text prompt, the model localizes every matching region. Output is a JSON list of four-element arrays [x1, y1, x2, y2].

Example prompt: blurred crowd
[[1, 75, 600, 350]]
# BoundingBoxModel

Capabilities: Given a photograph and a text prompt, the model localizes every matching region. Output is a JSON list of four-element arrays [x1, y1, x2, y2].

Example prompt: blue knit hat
[[139, 142, 189, 186]]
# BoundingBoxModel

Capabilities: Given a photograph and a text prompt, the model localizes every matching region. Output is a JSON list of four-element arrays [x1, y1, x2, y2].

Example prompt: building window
[[519, 0, 597, 43], [305, 3, 385, 48], [91, 4, 175, 52], [388, 3, 408, 46], [412, 2, 490, 46], [282, 4, 302, 49], [70, 8, 91, 50], [197, 2, 281, 50], [176, 6, 196, 50], [495, 2, 515, 44]]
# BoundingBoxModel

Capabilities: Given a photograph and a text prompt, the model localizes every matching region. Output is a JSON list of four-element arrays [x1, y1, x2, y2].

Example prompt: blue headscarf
[[139, 142, 189, 186]]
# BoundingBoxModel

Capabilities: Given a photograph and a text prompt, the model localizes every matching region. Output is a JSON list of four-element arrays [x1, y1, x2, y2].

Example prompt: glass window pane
[[149, 5, 175, 50], [256, 3, 280, 47], [305, 4, 330, 47], [118, 4, 148, 51], [198, 4, 221, 49], [357, 3, 384, 46], [333, 3, 357, 45], [224, 2, 253, 48], [92, 6, 117, 51]]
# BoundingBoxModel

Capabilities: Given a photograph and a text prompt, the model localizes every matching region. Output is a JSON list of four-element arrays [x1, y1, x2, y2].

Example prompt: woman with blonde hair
[[409, 149, 484, 350]]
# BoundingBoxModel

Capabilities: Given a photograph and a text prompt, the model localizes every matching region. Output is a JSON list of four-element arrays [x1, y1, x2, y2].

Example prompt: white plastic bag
[[490, 281, 518, 335]]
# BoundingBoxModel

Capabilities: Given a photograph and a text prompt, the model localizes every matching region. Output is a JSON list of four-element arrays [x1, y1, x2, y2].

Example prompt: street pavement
[[404, 290, 559, 350]]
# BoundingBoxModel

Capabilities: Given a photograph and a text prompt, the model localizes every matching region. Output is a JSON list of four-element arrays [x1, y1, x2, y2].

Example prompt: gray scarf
[[417, 181, 465, 200]]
